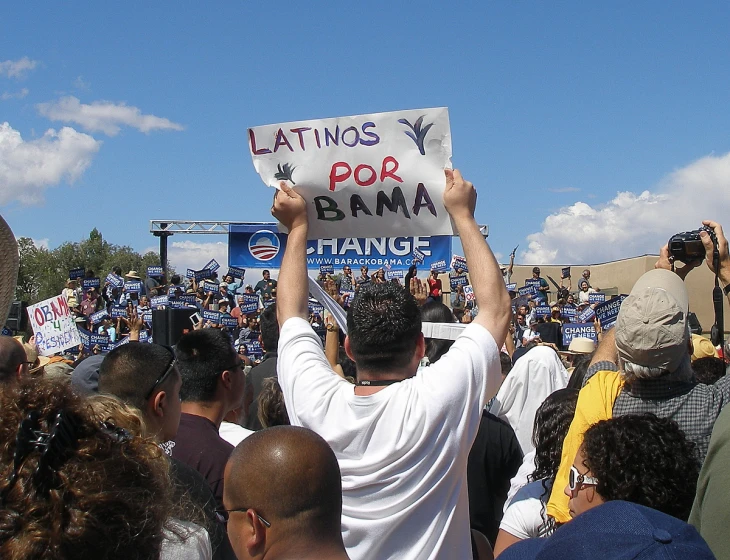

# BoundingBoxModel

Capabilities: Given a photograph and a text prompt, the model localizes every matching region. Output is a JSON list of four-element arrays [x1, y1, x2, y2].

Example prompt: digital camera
[[668, 226, 716, 263]]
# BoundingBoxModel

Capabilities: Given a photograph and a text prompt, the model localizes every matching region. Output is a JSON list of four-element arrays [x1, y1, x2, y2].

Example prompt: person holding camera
[[544, 219, 730, 531]]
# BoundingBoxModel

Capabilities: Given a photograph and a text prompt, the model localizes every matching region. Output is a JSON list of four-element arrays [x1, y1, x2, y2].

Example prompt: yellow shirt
[[546, 369, 624, 522]]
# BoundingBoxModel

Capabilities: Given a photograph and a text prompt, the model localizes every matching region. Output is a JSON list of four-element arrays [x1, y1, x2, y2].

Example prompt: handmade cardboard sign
[[249, 107, 453, 239], [27, 295, 81, 356]]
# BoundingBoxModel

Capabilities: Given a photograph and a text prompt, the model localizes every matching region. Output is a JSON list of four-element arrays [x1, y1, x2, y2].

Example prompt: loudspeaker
[[152, 308, 197, 346], [6, 301, 28, 332]]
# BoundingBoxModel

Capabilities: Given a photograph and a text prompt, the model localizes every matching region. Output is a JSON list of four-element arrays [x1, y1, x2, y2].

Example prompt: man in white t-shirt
[[271, 169, 511, 560]]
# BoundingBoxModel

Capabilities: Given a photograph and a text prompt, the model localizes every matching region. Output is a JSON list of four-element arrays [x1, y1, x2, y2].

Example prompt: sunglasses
[[568, 465, 599, 494], [216, 507, 271, 527], [144, 348, 177, 401]]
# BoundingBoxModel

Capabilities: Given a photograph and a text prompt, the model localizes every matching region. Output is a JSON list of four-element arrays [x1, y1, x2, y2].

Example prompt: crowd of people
[[2, 169, 730, 559]]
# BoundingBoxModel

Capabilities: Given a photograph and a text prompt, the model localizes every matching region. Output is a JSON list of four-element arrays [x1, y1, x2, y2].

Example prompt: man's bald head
[[225, 426, 342, 537], [0, 336, 28, 384]]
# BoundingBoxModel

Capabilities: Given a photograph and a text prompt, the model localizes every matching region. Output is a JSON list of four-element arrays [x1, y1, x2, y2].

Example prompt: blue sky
[[3, 1, 730, 272]]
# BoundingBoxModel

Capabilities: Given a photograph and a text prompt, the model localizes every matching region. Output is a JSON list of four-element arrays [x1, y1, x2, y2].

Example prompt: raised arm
[[272, 183, 309, 324], [444, 169, 511, 346]]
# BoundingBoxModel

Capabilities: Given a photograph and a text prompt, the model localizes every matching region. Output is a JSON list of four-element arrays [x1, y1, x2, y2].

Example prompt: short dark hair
[[262, 269, 270, 275], [346, 283, 421, 372], [170, 274, 181, 285], [499, 352, 513, 376], [420, 301, 454, 364], [533, 267, 541, 274], [0, 336, 26, 384], [582, 414, 700, 521], [99, 343, 175, 411], [692, 357, 726, 385], [259, 303, 279, 353], [175, 329, 237, 402]]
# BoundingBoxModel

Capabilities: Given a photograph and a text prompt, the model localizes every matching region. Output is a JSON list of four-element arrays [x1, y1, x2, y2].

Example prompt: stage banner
[[229, 223, 451, 271], [248, 107, 452, 239]]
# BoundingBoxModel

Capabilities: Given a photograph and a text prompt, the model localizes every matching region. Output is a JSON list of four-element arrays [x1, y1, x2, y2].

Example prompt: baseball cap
[[615, 269, 690, 372], [499, 501, 714, 560]]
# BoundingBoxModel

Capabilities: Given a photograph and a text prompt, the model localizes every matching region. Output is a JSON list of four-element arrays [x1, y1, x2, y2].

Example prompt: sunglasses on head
[[568, 465, 599, 494], [144, 346, 177, 401]]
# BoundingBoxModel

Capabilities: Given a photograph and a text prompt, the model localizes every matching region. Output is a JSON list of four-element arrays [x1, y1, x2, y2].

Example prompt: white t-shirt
[[499, 479, 553, 540], [578, 288, 596, 304], [219, 421, 254, 447], [277, 317, 501, 560]]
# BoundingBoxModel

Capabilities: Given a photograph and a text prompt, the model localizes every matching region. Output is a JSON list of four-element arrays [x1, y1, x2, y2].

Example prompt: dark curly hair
[[582, 413, 700, 521], [347, 282, 422, 372], [0, 378, 173, 559], [530, 388, 579, 483]]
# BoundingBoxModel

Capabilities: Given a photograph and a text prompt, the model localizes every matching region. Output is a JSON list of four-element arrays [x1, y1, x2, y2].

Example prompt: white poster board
[[249, 107, 452, 239], [27, 294, 81, 356]]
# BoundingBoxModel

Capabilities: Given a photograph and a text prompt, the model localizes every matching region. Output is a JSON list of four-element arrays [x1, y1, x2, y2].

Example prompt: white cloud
[[1, 88, 29, 100], [31, 237, 49, 250], [0, 121, 101, 205], [523, 152, 730, 264], [36, 96, 185, 136], [73, 76, 90, 91], [548, 187, 580, 193], [0, 57, 38, 79], [144, 240, 229, 276]]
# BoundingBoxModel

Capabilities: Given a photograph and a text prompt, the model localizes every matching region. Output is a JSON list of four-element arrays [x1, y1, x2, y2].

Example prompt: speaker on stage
[[6, 301, 28, 332], [152, 308, 197, 346]]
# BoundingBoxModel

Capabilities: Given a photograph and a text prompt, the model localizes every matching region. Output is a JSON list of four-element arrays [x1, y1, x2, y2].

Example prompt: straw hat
[[561, 337, 596, 355], [691, 334, 719, 361], [0, 214, 19, 327], [125, 270, 141, 279]]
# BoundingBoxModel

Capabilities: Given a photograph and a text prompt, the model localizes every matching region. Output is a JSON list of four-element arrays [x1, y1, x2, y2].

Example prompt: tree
[[15, 230, 173, 305]]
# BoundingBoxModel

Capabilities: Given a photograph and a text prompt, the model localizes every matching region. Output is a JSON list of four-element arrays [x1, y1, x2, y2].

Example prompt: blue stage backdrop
[[228, 223, 452, 271]]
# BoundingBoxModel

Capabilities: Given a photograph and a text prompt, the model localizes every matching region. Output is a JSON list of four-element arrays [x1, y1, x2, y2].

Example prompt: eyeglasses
[[216, 507, 271, 527], [568, 465, 599, 494], [144, 352, 177, 401]]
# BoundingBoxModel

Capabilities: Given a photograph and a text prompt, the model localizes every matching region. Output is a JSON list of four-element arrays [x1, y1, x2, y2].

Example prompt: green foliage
[[15, 230, 173, 305]]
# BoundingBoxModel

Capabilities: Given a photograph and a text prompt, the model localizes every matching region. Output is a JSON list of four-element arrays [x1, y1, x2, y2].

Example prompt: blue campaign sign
[[202, 310, 221, 323], [463, 285, 475, 302], [562, 323, 598, 346], [429, 259, 448, 272], [450, 255, 468, 272], [150, 295, 169, 309], [245, 340, 264, 357], [69, 267, 85, 280], [89, 309, 108, 325], [82, 278, 100, 290], [525, 279, 541, 288], [112, 336, 131, 349], [110, 306, 128, 319], [138, 331, 150, 343], [518, 285, 538, 297], [386, 269, 404, 280], [221, 316, 238, 328], [413, 247, 425, 264], [202, 281, 218, 293], [106, 273, 124, 288], [319, 263, 335, 275], [450, 274, 468, 289], [203, 259, 220, 272], [535, 305, 551, 318], [577, 306, 596, 323], [91, 333, 110, 347], [147, 266, 164, 277], [227, 267, 246, 279], [560, 306, 577, 321], [186, 268, 195, 279], [309, 302, 325, 317], [561, 267, 571, 279], [169, 298, 191, 309], [142, 310, 153, 324], [125, 280, 142, 293], [263, 297, 276, 308], [228, 223, 452, 272], [178, 294, 197, 304], [589, 292, 607, 304], [505, 283, 517, 292], [78, 327, 91, 348], [595, 295, 627, 330]]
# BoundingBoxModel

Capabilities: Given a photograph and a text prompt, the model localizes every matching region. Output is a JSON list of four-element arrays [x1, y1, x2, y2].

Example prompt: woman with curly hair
[[566, 413, 700, 521], [494, 388, 579, 556], [0, 378, 175, 560]]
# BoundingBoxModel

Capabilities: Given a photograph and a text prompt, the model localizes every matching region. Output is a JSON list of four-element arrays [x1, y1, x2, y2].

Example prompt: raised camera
[[668, 226, 716, 263]]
